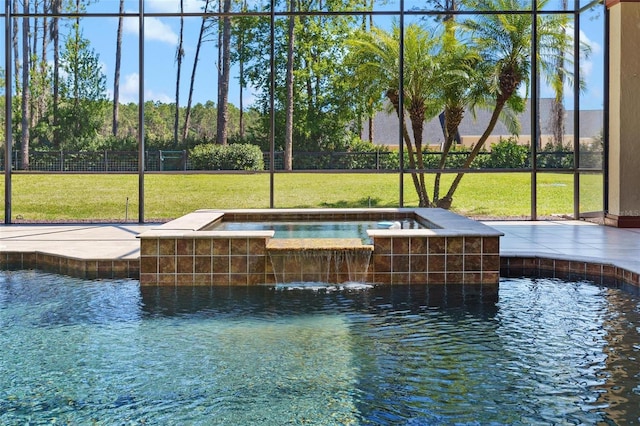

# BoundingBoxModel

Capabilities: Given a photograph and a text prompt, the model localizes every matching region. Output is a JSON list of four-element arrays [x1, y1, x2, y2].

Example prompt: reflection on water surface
[[0, 271, 639, 424]]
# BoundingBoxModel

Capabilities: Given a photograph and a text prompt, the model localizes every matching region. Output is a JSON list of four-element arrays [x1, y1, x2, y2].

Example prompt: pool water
[[210, 219, 425, 243], [1, 271, 640, 424]]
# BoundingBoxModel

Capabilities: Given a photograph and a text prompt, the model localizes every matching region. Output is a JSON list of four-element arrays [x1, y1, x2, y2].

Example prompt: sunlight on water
[[273, 282, 374, 291], [1, 271, 640, 424]]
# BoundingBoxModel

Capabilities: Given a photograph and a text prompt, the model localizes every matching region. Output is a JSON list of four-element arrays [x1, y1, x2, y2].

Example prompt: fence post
[[182, 150, 187, 170], [104, 150, 108, 172], [60, 150, 64, 171]]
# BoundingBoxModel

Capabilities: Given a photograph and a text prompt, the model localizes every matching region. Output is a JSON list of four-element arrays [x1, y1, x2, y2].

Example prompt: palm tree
[[432, 20, 482, 206], [348, 24, 441, 206], [550, 0, 568, 146], [437, 0, 575, 207]]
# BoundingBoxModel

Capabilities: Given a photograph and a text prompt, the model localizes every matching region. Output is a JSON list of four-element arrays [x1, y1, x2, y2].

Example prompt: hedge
[[189, 143, 264, 171]]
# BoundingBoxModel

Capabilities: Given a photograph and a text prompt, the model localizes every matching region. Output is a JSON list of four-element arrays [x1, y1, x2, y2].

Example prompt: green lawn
[[0, 172, 603, 222]]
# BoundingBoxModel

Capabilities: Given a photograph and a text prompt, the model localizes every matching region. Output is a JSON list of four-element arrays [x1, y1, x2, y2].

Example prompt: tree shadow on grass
[[285, 197, 389, 209], [319, 197, 392, 208], [285, 197, 419, 209]]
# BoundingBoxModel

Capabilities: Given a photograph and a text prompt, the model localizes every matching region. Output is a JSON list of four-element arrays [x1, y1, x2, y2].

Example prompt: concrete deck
[[0, 223, 155, 260], [489, 220, 640, 276], [0, 220, 638, 281]]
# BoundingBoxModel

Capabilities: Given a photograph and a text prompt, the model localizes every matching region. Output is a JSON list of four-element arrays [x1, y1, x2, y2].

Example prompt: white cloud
[[115, 73, 174, 104], [579, 29, 601, 78], [581, 59, 593, 77], [123, 15, 178, 45], [146, 17, 179, 45], [145, 0, 204, 13], [146, 89, 173, 104], [562, 25, 601, 78], [123, 16, 139, 36], [580, 29, 602, 56], [118, 73, 141, 104], [123, 73, 140, 95]]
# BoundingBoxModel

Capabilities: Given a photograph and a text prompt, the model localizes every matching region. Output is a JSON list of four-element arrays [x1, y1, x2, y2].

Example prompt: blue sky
[[2, 0, 605, 111]]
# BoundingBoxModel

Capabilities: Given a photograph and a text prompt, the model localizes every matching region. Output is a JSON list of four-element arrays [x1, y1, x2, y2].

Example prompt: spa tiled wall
[[140, 237, 271, 286], [369, 236, 500, 286], [138, 234, 502, 287]]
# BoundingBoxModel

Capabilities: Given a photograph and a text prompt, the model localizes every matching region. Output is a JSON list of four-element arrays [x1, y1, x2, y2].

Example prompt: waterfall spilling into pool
[[266, 240, 373, 284]]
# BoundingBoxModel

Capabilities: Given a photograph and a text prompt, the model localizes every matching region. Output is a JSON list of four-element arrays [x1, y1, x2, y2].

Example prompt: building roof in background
[[363, 98, 604, 146]]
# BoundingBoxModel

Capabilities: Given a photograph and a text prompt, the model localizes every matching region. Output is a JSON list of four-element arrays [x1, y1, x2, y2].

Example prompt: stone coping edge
[[138, 208, 504, 239], [266, 238, 374, 251]]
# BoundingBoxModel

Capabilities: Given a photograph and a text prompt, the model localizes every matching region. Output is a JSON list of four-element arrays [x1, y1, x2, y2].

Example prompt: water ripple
[[1, 273, 640, 424]]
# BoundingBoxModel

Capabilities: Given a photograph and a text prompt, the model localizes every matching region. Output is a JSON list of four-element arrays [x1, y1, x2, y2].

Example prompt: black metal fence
[[0, 149, 603, 172], [0, 150, 188, 172]]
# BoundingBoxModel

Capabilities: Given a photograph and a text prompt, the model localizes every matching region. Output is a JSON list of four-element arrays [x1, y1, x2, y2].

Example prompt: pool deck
[[0, 220, 638, 282]]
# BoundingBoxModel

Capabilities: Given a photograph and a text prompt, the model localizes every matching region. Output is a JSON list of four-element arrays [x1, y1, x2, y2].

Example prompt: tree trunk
[[72, 2, 81, 137], [551, 98, 565, 146], [39, 4, 48, 132], [283, 0, 296, 170], [387, 90, 425, 206], [12, 0, 20, 94], [440, 64, 521, 208], [216, 0, 232, 145], [174, 0, 184, 145], [113, 0, 124, 137], [239, 35, 244, 140], [52, 0, 61, 148], [444, 0, 457, 23], [440, 99, 507, 206], [408, 99, 430, 206], [433, 105, 463, 203], [21, 0, 30, 170], [31, 2, 38, 128], [551, 0, 568, 147], [366, 1, 374, 144], [183, 0, 210, 143], [238, 0, 247, 140]]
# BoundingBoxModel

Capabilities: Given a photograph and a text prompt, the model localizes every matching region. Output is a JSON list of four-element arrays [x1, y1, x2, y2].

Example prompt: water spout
[[266, 239, 373, 284]]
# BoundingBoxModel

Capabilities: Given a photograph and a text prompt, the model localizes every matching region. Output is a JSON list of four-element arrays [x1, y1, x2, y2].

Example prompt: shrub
[[487, 137, 530, 168], [421, 146, 490, 170], [189, 143, 264, 171], [578, 138, 604, 169], [537, 140, 573, 169]]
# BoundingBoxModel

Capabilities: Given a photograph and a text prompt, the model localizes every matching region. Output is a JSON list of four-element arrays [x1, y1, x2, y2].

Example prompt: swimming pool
[[1, 271, 639, 424]]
